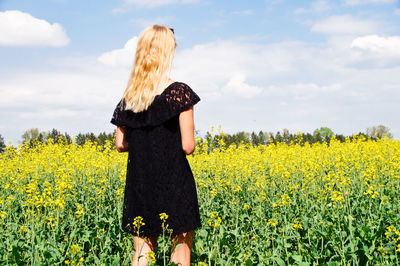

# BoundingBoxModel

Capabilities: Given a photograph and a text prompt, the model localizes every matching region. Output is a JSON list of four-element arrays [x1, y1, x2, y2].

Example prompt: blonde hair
[[122, 25, 176, 113]]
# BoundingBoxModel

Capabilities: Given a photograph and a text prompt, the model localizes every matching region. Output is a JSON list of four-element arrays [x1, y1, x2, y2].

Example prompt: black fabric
[[110, 82, 202, 237]]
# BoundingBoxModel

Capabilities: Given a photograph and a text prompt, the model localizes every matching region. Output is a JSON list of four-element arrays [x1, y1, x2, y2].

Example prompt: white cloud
[[221, 74, 264, 98], [394, 8, 400, 15], [171, 40, 295, 101], [264, 83, 342, 100], [0, 60, 129, 143], [0, 10, 69, 47], [351, 35, 400, 56], [0, 71, 123, 109], [124, 0, 198, 8], [97, 37, 138, 67], [312, 0, 332, 11], [343, 0, 396, 6], [294, 0, 332, 14], [311, 14, 379, 35], [18, 108, 81, 119], [111, 7, 127, 14]]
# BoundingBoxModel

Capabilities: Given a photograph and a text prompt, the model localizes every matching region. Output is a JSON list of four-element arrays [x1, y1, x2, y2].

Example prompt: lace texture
[[110, 82, 202, 237]]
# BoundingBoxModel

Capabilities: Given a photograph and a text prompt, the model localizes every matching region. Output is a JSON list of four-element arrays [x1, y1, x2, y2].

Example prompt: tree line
[[203, 125, 393, 152], [0, 125, 394, 153], [0, 128, 114, 152]]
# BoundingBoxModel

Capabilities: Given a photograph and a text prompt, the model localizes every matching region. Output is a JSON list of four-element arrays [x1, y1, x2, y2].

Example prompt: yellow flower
[[208, 213, 222, 228], [291, 220, 303, 230], [145, 250, 156, 264], [19, 225, 28, 233], [331, 190, 344, 202], [133, 216, 145, 228], [209, 212, 218, 219], [75, 203, 85, 216], [267, 218, 278, 226], [159, 212, 168, 222], [70, 244, 81, 256]]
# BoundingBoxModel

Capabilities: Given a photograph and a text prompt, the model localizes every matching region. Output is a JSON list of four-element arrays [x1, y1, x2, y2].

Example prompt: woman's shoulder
[[167, 81, 198, 98], [165, 81, 200, 111], [170, 81, 191, 90]]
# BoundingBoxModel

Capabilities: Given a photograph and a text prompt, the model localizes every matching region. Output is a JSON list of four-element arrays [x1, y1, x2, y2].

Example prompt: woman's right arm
[[115, 126, 129, 152], [179, 106, 196, 155]]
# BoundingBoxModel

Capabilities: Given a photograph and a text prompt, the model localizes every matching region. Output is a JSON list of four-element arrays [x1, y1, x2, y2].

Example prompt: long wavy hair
[[122, 25, 176, 113]]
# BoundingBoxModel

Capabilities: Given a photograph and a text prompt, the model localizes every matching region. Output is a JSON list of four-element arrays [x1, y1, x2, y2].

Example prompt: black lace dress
[[110, 82, 202, 237]]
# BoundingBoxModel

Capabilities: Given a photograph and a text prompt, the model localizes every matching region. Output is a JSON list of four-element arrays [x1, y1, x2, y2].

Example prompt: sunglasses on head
[[169, 27, 174, 34]]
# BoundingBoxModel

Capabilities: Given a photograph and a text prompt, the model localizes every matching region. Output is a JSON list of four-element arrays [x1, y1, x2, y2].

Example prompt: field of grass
[[1, 130, 399, 265]]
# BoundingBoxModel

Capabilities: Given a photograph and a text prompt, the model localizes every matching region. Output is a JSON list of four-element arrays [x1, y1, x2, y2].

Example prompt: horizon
[[4, 124, 396, 146], [1, 0, 400, 144]]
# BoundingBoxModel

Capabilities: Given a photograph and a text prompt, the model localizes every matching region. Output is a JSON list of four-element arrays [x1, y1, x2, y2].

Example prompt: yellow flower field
[[0, 130, 399, 265]]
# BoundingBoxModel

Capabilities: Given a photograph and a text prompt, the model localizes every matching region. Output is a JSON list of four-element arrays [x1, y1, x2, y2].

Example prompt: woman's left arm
[[115, 126, 129, 152]]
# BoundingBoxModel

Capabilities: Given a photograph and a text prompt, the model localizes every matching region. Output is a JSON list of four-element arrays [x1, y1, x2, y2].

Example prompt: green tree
[[75, 133, 87, 146], [313, 131, 323, 144], [275, 131, 283, 143], [37, 132, 49, 143], [366, 125, 392, 139], [235, 131, 250, 145], [282, 128, 290, 144], [48, 128, 62, 143], [21, 128, 40, 143], [251, 131, 260, 146], [334, 134, 345, 143], [63, 132, 72, 144], [257, 130, 267, 145], [98, 132, 107, 146], [97, 131, 114, 146], [0, 134, 5, 153], [313, 127, 334, 142], [87, 133, 97, 143]]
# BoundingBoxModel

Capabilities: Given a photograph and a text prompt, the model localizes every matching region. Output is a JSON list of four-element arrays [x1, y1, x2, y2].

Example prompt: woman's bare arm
[[179, 106, 196, 155], [115, 126, 129, 152]]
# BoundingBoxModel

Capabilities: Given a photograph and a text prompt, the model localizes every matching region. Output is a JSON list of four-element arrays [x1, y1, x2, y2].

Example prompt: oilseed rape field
[[1, 131, 400, 265]]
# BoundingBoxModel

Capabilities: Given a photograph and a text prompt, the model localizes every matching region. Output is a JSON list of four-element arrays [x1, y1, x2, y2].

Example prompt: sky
[[1, 0, 400, 144]]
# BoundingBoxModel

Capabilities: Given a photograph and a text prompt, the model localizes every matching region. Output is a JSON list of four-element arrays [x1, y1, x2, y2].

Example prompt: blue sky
[[1, 0, 400, 144]]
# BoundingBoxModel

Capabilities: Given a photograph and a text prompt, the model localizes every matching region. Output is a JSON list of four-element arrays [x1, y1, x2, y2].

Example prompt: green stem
[[162, 223, 165, 266], [208, 226, 216, 266]]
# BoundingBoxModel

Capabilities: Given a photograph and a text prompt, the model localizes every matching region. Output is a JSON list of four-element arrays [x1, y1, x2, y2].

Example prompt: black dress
[[110, 82, 202, 238]]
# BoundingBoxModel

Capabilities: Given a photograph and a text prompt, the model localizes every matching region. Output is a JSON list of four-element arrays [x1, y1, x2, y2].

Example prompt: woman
[[110, 25, 202, 266]]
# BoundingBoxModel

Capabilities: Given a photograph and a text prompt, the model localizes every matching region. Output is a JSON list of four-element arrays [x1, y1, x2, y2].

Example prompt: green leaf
[[245, 258, 253, 266], [284, 242, 292, 248], [272, 257, 285, 266], [198, 229, 208, 238], [195, 239, 204, 252], [291, 254, 302, 262]]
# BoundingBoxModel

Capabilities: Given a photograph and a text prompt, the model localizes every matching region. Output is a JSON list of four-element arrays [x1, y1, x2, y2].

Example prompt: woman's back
[[110, 81, 202, 237], [111, 24, 201, 265]]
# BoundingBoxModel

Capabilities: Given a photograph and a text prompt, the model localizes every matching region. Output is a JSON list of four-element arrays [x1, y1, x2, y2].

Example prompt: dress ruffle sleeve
[[110, 82, 200, 129]]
